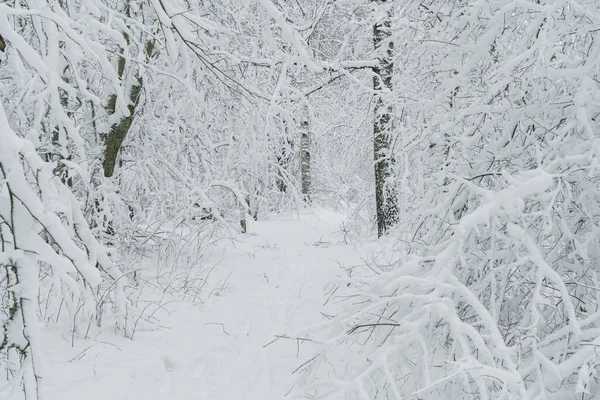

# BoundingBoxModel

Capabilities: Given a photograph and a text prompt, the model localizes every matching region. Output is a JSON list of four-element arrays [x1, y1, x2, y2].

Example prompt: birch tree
[[299, 105, 312, 202]]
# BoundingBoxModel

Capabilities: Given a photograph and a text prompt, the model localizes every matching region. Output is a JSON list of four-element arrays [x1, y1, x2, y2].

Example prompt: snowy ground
[[41, 209, 388, 400]]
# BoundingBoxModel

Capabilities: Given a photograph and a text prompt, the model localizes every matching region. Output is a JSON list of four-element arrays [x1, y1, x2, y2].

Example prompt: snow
[[39, 209, 381, 400]]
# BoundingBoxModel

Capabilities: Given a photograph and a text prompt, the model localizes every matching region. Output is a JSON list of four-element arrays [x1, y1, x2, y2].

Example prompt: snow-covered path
[[44, 209, 377, 400]]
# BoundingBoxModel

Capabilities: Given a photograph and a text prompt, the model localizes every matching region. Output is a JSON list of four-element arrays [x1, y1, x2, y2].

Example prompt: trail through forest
[[41, 209, 383, 400]]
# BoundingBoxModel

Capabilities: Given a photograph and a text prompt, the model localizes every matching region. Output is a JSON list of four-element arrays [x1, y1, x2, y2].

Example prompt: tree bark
[[373, 0, 398, 237], [276, 120, 293, 193], [102, 31, 144, 178], [100, 25, 152, 241], [103, 77, 142, 178], [300, 113, 311, 203], [102, 21, 154, 178]]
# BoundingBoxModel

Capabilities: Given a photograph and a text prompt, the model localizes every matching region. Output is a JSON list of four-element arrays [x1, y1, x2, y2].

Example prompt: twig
[[347, 323, 401, 334], [68, 342, 122, 363], [292, 354, 319, 374], [204, 322, 229, 335]]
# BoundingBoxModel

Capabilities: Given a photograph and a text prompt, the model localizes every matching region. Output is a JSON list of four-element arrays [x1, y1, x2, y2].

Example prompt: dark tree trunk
[[100, 25, 152, 242], [102, 78, 142, 178], [102, 23, 155, 179], [373, 0, 398, 238]]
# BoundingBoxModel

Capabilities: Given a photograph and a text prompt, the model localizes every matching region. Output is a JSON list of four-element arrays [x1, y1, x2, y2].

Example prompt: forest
[[1, 0, 600, 399]]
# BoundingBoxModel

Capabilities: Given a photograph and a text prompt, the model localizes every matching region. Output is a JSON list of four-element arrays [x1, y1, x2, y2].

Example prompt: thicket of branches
[[299, 0, 600, 399]]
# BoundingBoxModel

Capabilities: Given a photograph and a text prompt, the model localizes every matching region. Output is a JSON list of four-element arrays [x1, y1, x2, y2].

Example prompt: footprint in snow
[[163, 356, 178, 372], [159, 356, 177, 394]]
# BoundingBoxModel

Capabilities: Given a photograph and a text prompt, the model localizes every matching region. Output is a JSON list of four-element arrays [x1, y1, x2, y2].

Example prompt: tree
[[300, 105, 312, 202], [372, 0, 398, 237]]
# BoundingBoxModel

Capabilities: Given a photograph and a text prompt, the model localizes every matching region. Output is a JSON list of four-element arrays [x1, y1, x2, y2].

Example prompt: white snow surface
[[41, 209, 384, 400]]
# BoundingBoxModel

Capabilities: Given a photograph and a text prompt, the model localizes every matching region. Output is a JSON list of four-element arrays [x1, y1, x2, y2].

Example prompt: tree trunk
[[50, 82, 74, 186], [300, 114, 311, 203], [240, 194, 252, 233], [102, 32, 143, 178], [103, 78, 142, 178], [100, 28, 152, 242], [373, 0, 398, 238], [102, 23, 155, 179], [276, 121, 293, 193]]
